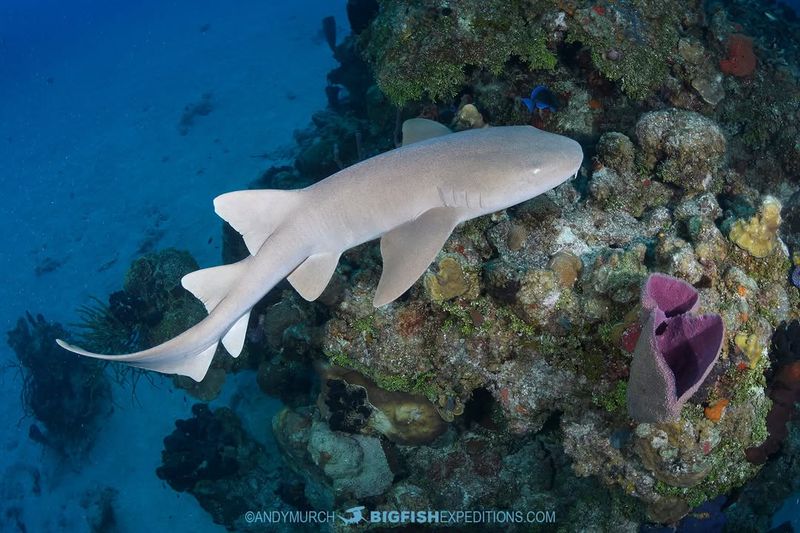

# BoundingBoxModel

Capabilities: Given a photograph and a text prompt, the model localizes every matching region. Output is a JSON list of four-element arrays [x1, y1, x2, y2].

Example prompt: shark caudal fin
[[214, 189, 302, 255], [55, 258, 254, 382], [55, 339, 219, 382]]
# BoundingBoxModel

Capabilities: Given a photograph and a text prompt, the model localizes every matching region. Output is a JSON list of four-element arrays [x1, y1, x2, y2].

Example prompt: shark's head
[[514, 126, 583, 197], [468, 126, 583, 212]]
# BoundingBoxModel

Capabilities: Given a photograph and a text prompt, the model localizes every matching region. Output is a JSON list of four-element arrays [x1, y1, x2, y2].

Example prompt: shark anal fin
[[402, 118, 451, 147], [222, 312, 250, 358], [288, 252, 341, 301], [214, 189, 302, 255], [374, 207, 463, 307], [181, 259, 249, 313]]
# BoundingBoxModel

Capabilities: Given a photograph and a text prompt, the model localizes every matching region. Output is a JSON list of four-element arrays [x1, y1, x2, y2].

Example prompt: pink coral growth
[[720, 33, 756, 77]]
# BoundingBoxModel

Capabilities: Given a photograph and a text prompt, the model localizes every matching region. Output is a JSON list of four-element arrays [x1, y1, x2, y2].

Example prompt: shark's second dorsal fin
[[181, 259, 250, 313], [214, 189, 302, 255], [374, 207, 464, 307], [288, 252, 341, 301], [402, 118, 451, 147]]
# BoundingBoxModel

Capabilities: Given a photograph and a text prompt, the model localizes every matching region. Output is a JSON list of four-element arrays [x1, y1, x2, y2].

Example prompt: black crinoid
[[72, 295, 145, 354], [772, 319, 800, 367], [6, 312, 112, 457], [324, 378, 373, 433]]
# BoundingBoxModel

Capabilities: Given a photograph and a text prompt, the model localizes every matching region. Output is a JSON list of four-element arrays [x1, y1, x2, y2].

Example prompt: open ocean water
[[1, 1, 344, 531]]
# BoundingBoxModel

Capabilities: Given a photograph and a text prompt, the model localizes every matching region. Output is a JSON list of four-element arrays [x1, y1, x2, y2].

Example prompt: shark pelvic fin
[[401, 118, 452, 147], [214, 189, 302, 255], [181, 259, 249, 313], [288, 252, 341, 301], [222, 312, 250, 357], [374, 207, 463, 307]]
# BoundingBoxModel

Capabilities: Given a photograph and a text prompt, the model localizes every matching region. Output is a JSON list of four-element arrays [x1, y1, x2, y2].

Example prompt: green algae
[[565, 0, 681, 100], [363, 0, 555, 106], [326, 350, 438, 399]]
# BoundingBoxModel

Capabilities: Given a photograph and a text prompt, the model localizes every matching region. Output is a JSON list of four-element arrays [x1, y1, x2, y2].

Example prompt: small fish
[[521, 85, 559, 112], [791, 265, 800, 289]]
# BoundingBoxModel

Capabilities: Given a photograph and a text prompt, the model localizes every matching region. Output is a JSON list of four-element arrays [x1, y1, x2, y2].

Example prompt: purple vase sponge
[[627, 274, 725, 423]]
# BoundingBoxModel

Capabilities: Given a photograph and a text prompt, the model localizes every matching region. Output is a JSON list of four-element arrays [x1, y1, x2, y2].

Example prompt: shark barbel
[[57, 120, 583, 381]]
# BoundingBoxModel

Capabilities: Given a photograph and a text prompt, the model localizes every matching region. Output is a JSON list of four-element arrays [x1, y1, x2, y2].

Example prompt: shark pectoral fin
[[222, 312, 250, 357], [214, 189, 302, 255], [181, 259, 249, 313], [401, 118, 452, 147], [374, 207, 463, 307], [288, 252, 341, 301]]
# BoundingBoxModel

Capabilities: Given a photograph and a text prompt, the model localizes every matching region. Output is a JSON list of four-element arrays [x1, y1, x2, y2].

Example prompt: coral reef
[[363, 0, 556, 106], [273, 406, 393, 508], [745, 319, 800, 464], [7, 313, 112, 458], [156, 404, 284, 529], [306, 103, 793, 523], [635, 109, 727, 192], [321, 366, 447, 445], [564, 0, 684, 100], [719, 33, 757, 77], [726, 421, 800, 532]]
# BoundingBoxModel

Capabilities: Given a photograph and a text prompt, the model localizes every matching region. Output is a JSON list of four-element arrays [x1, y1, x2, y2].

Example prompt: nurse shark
[[57, 119, 583, 381]]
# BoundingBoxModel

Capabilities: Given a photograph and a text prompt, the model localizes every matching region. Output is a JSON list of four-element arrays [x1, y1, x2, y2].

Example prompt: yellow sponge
[[734, 332, 763, 367], [729, 196, 782, 258]]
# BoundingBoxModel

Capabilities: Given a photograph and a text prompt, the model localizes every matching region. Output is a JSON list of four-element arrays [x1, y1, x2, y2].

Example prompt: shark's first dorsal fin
[[214, 189, 302, 255], [181, 259, 250, 313], [288, 252, 341, 301], [402, 118, 452, 147], [374, 207, 464, 307]]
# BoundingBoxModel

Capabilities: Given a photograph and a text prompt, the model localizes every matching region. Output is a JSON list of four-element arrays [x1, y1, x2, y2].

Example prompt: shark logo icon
[[338, 506, 366, 525]]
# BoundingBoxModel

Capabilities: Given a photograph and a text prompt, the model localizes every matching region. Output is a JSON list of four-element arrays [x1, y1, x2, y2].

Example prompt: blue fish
[[791, 265, 800, 289], [521, 85, 559, 112]]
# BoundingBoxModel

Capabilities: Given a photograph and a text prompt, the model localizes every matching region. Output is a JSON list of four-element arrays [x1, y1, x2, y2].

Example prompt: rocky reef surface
[[21, 0, 800, 530]]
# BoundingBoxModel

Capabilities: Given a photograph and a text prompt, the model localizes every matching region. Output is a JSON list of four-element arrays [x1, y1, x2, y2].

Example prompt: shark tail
[[55, 338, 219, 382], [56, 259, 255, 382], [57, 188, 307, 382]]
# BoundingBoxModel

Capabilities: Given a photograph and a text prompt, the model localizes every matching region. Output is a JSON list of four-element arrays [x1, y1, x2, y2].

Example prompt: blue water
[[0, 1, 344, 530]]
